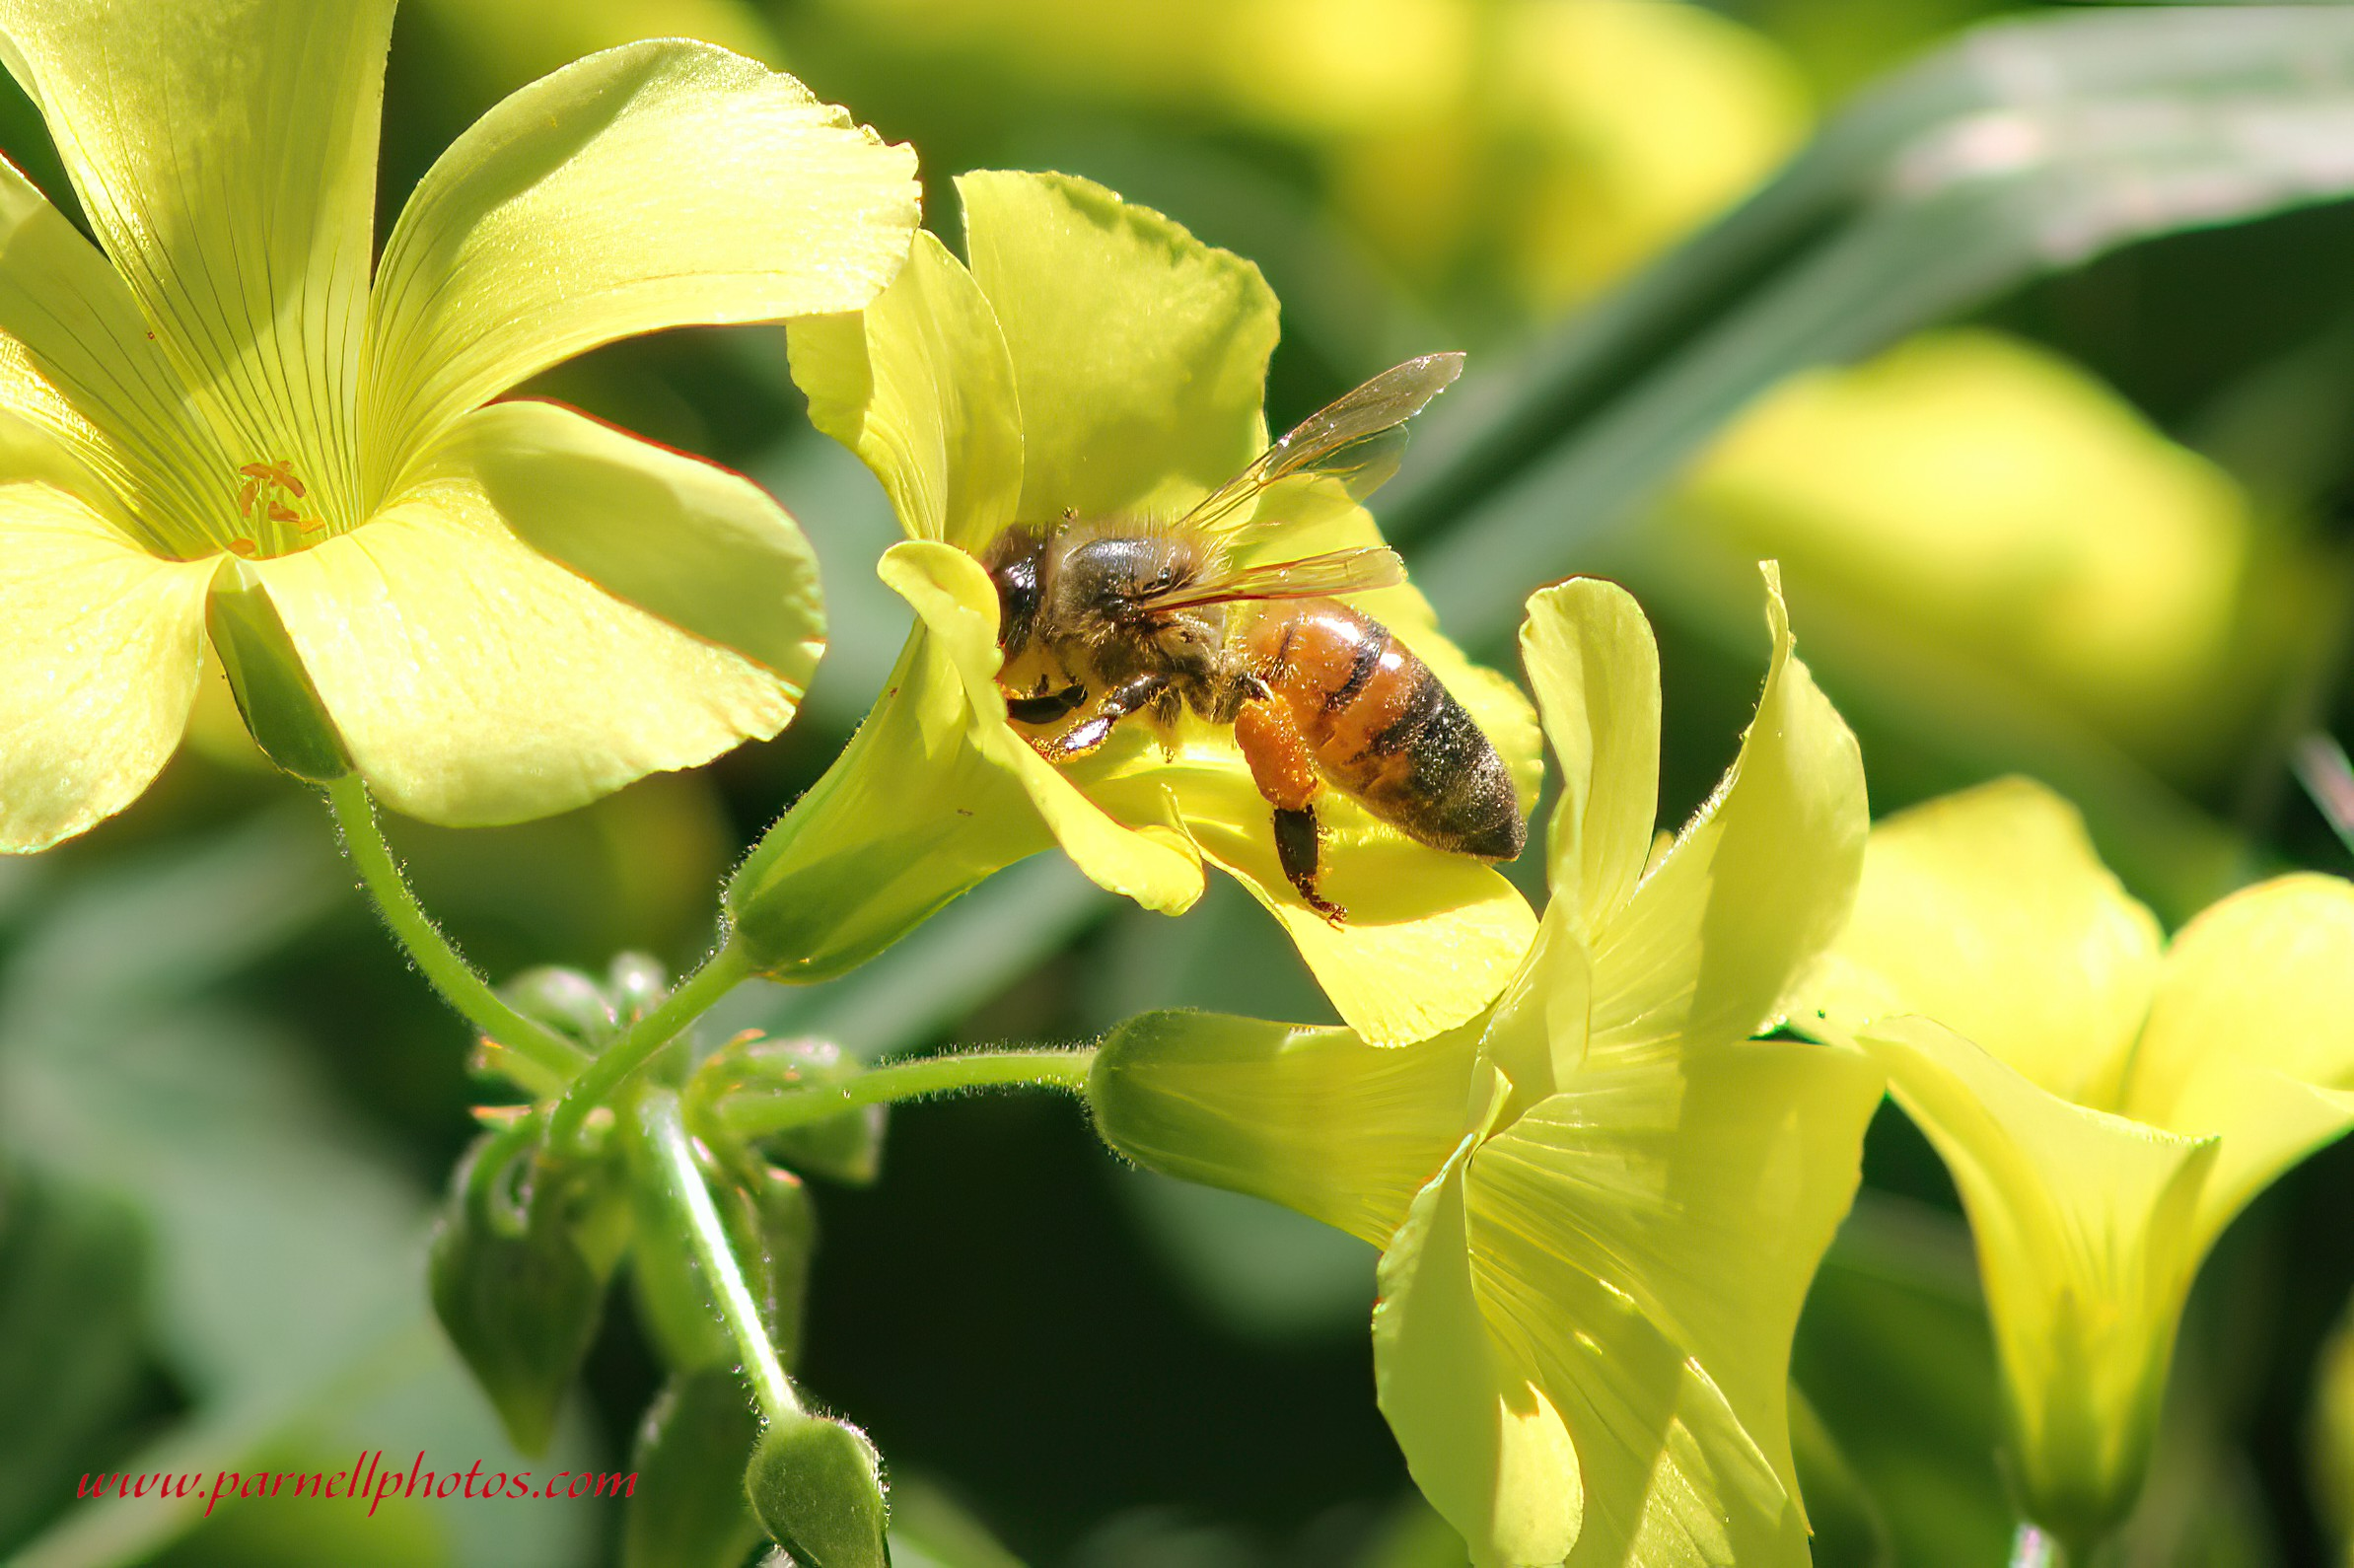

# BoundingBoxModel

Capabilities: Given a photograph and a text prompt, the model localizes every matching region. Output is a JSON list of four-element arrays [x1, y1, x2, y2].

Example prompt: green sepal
[[203, 559, 351, 783], [622, 1366, 767, 1568], [695, 1035, 888, 1186], [746, 1415, 891, 1568], [428, 1119, 627, 1455]]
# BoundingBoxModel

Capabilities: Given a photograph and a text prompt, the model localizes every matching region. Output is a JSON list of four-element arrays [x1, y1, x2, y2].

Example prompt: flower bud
[[745, 1414, 889, 1568]]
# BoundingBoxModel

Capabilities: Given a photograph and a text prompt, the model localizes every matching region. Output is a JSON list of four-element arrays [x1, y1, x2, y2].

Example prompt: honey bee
[[981, 352, 1526, 923]]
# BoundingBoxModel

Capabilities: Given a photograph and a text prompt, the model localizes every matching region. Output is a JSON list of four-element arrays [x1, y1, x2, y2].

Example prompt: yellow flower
[[730, 171, 1541, 1045], [0, 0, 920, 850], [1787, 778, 2354, 1549], [1091, 567, 1884, 1565]]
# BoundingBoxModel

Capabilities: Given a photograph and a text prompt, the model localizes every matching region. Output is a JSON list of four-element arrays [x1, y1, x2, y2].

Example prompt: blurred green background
[[9, 1, 2354, 1565]]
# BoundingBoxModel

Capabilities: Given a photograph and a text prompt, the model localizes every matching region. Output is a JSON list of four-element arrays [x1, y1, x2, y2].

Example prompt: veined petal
[[1376, 1071, 1587, 1568], [787, 230, 1023, 550], [418, 399, 823, 692], [1798, 777, 2163, 1108], [1475, 1034, 1886, 1533], [1520, 578, 1663, 932], [958, 170, 1278, 521], [0, 483, 210, 851], [1158, 757, 1537, 1047], [253, 480, 799, 824], [2124, 873, 2354, 1248], [1089, 1009, 1480, 1247], [1585, 563, 1866, 1065], [1860, 1016, 2216, 1541], [880, 538, 1203, 911], [0, 0, 393, 526], [0, 153, 230, 548], [367, 40, 920, 492]]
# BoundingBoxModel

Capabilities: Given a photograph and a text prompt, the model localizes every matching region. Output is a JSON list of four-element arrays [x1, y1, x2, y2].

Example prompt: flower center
[[226, 460, 327, 559]]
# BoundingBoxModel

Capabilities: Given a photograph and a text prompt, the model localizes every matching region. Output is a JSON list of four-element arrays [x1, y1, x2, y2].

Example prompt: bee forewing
[[1136, 545, 1406, 610], [1175, 352, 1465, 539]]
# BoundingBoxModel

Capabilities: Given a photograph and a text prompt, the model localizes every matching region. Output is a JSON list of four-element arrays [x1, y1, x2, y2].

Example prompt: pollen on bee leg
[[1236, 697, 1320, 813]]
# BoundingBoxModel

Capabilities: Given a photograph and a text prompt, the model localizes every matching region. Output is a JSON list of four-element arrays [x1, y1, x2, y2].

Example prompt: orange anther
[[228, 537, 258, 557], [237, 477, 258, 516], [266, 501, 301, 525], [296, 516, 324, 534]]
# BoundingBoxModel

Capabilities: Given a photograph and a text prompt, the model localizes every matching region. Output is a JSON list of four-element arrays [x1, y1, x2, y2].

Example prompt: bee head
[[981, 526, 1048, 654]]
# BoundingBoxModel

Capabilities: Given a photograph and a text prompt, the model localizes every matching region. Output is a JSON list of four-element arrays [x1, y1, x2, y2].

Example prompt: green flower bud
[[745, 1415, 889, 1568]]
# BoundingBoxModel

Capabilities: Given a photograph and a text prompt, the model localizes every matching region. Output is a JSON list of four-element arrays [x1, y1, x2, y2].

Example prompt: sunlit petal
[[1797, 776, 2163, 1107], [788, 229, 1023, 550], [1858, 1015, 2216, 1540], [1585, 563, 1866, 1065], [958, 169, 1277, 521], [2124, 873, 2354, 1248], [367, 40, 919, 491], [0, 165, 225, 544], [418, 399, 824, 692], [0, 0, 395, 525], [0, 483, 210, 851], [254, 479, 800, 824], [1519, 576, 1663, 933]]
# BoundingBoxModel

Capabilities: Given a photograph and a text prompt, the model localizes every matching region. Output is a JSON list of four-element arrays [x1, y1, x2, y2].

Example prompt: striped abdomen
[[1244, 600, 1525, 860]]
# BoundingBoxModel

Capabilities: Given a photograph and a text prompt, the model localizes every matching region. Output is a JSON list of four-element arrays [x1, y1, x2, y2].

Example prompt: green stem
[[637, 1087, 801, 1428], [549, 941, 754, 1149], [323, 775, 587, 1083], [719, 1047, 1096, 1138]]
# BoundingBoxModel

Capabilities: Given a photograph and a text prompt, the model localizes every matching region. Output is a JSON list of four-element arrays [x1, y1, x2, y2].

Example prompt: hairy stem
[[637, 1087, 802, 1428], [323, 775, 587, 1083], [718, 1047, 1097, 1138], [549, 941, 754, 1148]]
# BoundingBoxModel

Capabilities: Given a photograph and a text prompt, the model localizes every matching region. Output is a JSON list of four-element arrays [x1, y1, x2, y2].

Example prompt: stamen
[[237, 477, 259, 516], [228, 459, 326, 553], [228, 537, 258, 557]]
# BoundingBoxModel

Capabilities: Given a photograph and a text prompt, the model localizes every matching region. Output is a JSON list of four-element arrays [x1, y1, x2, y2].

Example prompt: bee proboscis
[[981, 352, 1526, 923]]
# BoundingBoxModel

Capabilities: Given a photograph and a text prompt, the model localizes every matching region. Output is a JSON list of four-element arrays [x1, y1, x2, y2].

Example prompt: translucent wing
[[1135, 546, 1406, 612], [1177, 352, 1465, 541]]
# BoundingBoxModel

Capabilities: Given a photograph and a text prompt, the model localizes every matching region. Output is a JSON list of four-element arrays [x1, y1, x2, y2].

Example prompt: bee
[[980, 352, 1526, 924]]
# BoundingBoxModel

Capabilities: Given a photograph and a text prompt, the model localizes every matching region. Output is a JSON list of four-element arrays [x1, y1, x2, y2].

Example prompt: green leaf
[[427, 1127, 623, 1456], [622, 1368, 765, 1568], [745, 1416, 890, 1568]]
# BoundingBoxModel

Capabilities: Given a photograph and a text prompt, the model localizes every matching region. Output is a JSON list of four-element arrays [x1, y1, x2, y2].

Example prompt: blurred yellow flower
[[732, 171, 1540, 1044], [798, 0, 1807, 319], [1789, 778, 2354, 1549], [1670, 329, 2252, 760], [1092, 566, 1884, 1564], [0, 0, 919, 850]]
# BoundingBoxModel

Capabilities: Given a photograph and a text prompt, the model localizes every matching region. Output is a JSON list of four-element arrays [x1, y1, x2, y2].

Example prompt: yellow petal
[[1157, 756, 1537, 1046], [1519, 576, 1663, 934], [1798, 776, 2163, 1108], [1377, 1072, 1587, 1568], [0, 168, 226, 546], [2123, 873, 2354, 1248], [1089, 1009, 1480, 1247], [0, 483, 210, 850], [367, 41, 920, 491], [788, 229, 1023, 550], [1478, 1034, 1885, 1535], [0, 0, 394, 526], [1860, 1016, 2216, 1542], [1585, 562, 1866, 1064], [957, 169, 1278, 521], [418, 399, 824, 690], [253, 481, 800, 825]]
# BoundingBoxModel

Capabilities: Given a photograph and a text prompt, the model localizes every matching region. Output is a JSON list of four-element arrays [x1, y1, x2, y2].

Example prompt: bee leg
[[1040, 673, 1169, 761], [1272, 806, 1345, 926], [1234, 694, 1346, 924]]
